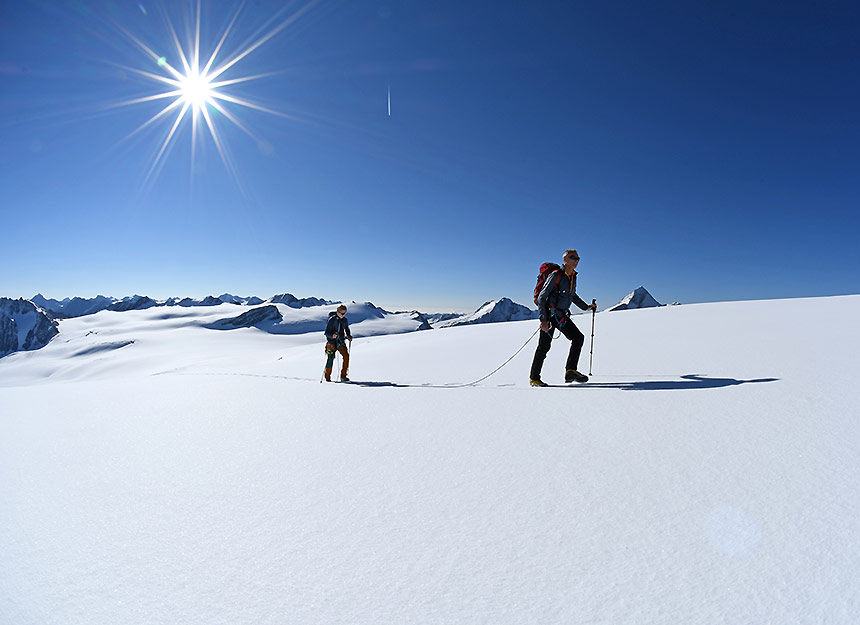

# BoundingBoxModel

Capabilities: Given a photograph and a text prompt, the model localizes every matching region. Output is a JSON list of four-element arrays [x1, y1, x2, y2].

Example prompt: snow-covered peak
[[31, 294, 116, 318], [435, 297, 538, 328], [30, 294, 66, 311], [607, 286, 663, 311], [269, 293, 336, 308], [171, 296, 223, 307], [108, 295, 160, 312], [0, 297, 59, 358], [217, 294, 264, 306]]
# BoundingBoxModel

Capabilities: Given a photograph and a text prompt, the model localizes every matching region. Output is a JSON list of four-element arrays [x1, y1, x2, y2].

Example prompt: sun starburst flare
[[107, 0, 319, 191]]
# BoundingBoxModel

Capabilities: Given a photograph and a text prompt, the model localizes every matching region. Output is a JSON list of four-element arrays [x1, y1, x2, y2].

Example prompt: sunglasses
[[566, 256, 580, 261]]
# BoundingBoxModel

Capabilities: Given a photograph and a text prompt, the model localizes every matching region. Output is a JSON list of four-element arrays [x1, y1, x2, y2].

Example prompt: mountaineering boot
[[565, 369, 588, 384], [529, 378, 548, 387], [324, 368, 333, 382], [340, 375, 350, 383]]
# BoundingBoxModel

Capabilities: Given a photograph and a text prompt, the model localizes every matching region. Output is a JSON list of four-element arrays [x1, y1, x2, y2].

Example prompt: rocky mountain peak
[[0, 298, 60, 358]]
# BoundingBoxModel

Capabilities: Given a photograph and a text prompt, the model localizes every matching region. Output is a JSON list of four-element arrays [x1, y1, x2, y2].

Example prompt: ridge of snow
[[206, 305, 284, 330]]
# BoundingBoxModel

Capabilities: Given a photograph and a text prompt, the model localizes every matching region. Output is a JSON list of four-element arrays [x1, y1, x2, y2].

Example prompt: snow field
[[1, 295, 858, 623]]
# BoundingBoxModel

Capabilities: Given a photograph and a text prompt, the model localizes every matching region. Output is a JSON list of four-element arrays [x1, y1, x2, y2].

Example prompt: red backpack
[[534, 262, 562, 305]]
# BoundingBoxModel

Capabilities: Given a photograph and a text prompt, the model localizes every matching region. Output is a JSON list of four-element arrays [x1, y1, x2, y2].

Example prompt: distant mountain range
[[2, 288, 667, 359], [205, 301, 433, 335], [27, 292, 545, 325], [31, 293, 271, 317], [31, 294, 116, 318]]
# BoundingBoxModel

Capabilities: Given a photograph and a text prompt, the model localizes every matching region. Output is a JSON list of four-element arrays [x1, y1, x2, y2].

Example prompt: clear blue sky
[[2, 0, 858, 312]]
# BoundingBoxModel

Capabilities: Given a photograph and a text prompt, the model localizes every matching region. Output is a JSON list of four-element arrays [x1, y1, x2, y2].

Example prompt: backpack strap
[[547, 270, 565, 319]]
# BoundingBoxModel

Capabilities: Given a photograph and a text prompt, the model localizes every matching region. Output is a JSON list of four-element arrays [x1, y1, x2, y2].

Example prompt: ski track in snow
[[0, 295, 858, 624]]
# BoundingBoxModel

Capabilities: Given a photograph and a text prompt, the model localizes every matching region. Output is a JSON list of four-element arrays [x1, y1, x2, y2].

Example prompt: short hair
[[563, 249, 580, 260], [337, 304, 348, 313]]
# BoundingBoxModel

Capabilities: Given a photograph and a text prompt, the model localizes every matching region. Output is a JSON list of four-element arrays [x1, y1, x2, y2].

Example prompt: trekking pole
[[588, 299, 596, 376]]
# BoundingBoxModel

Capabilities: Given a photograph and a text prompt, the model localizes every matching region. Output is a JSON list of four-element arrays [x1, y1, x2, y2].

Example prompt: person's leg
[[338, 344, 350, 379], [559, 320, 585, 372], [530, 326, 554, 380], [324, 343, 336, 381]]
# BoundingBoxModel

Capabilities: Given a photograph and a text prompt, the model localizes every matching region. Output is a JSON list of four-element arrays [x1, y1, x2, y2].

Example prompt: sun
[[108, 1, 319, 190], [180, 69, 214, 110]]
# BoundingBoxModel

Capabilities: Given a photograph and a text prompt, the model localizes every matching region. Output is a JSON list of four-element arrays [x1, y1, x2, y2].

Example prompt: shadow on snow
[[350, 374, 780, 390], [156, 372, 779, 391], [543, 374, 779, 391]]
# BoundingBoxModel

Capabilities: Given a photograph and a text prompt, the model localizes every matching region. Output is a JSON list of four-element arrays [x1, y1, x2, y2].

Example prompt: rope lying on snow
[[442, 325, 542, 388], [175, 325, 549, 387]]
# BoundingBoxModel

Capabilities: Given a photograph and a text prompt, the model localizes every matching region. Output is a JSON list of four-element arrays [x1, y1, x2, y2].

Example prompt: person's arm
[[571, 292, 589, 311], [344, 318, 352, 340]]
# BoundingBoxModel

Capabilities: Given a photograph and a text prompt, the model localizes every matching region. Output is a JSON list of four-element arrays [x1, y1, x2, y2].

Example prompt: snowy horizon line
[[9, 289, 858, 316]]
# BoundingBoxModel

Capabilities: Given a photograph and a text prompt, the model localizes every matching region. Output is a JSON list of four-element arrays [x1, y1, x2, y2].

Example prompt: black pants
[[530, 316, 584, 380]]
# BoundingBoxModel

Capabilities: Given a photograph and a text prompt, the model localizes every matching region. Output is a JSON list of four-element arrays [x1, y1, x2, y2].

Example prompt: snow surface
[[1, 295, 859, 624]]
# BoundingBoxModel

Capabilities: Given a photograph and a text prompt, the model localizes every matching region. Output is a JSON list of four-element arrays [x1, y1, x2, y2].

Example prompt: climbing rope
[[445, 325, 542, 388], [319, 323, 554, 387]]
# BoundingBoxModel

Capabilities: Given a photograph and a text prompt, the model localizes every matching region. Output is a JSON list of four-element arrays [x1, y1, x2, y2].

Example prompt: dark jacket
[[325, 312, 352, 346], [536, 269, 589, 323]]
